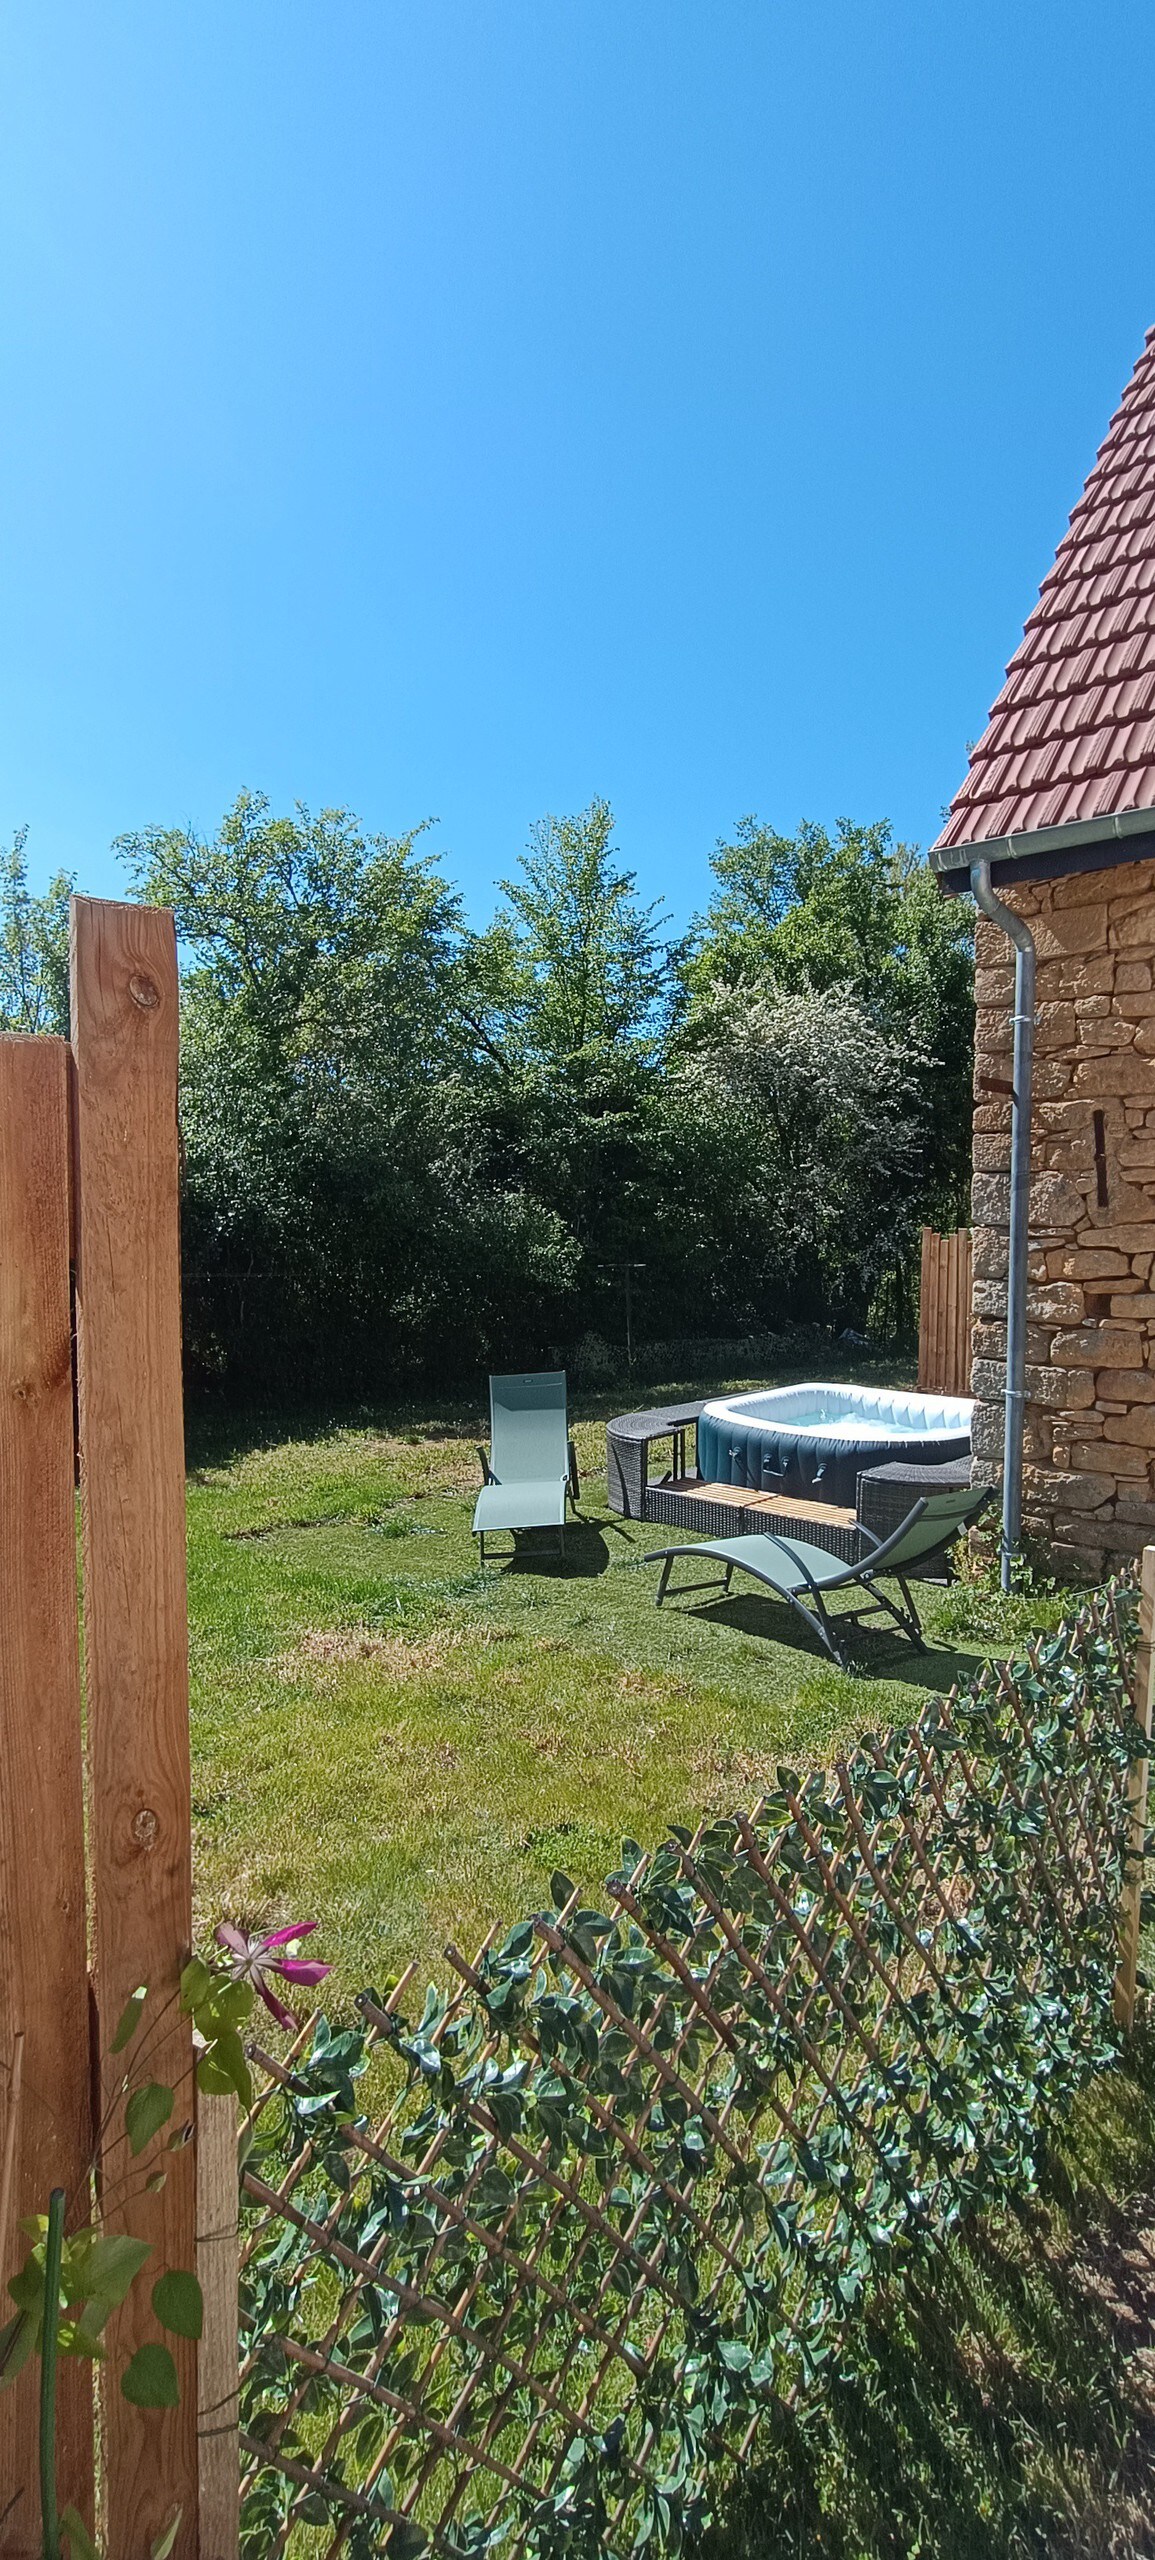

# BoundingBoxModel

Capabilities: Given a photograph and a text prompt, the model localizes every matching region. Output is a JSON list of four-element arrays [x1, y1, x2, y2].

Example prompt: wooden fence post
[[71, 901, 199, 2556], [198, 2093, 240, 2556], [1115, 1542, 1155, 2033], [0, 1038, 93, 2550]]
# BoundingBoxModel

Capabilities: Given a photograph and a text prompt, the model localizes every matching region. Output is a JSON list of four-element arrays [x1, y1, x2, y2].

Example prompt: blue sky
[[2, 2, 1154, 930]]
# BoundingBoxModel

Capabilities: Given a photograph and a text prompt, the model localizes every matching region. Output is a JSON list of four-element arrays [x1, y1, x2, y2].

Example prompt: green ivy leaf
[[125, 2082, 174, 2156], [152, 2268, 203, 2340], [179, 1957, 214, 2012], [387, 2524, 428, 2558], [0, 2308, 36, 2387], [149, 2510, 182, 2560], [64, 2232, 152, 2313], [195, 2025, 252, 2110], [204, 1979, 253, 2030], [111, 1986, 149, 2053], [7, 2254, 46, 2318], [121, 2342, 180, 2408], [60, 2508, 100, 2560]]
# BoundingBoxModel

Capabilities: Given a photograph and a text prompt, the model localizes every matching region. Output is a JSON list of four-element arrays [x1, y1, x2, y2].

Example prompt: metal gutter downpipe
[[970, 859, 1037, 1592]]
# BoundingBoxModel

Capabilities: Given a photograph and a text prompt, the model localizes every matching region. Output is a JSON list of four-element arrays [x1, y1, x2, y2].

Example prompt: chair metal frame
[[647, 1488, 991, 1670]]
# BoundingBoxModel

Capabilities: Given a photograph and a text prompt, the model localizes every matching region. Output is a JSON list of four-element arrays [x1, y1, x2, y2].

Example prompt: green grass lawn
[[190, 1372, 1155, 2557], [186, 1366, 1070, 1997]]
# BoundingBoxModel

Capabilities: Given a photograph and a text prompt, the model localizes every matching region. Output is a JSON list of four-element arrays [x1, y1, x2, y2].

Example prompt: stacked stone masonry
[[972, 854, 1155, 1577]]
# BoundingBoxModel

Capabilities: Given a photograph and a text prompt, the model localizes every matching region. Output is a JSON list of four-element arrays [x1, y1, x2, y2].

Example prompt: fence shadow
[[236, 1582, 1149, 2558], [706, 2037, 1155, 2560]]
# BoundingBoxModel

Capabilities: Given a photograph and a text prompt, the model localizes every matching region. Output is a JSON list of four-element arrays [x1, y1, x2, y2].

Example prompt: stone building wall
[[971, 855, 1155, 1578]]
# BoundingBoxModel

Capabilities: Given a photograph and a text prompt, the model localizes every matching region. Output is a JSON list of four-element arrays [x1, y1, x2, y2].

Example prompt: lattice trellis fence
[[236, 1586, 1147, 2560]]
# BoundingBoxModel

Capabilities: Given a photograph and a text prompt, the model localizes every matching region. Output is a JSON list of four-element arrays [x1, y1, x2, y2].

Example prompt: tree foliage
[[480, 798, 671, 1074], [678, 980, 925, 1322], [117, 794, 593, 1386], [8, 792, 974, 1390], [686, 815, 975, 1235], [0, 830, 73, 1035]]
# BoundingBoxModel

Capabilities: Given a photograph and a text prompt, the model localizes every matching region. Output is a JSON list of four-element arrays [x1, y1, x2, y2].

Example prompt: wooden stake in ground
[[0, 1036, 93, 2550], [71, 902, 198, 2556], [1115, 1542, 1155, 2033]]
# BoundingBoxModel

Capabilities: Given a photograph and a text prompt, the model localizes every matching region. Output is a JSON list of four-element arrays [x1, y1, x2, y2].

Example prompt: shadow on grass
[[705, 2039, 1155, 2560], [184, 1345, 915, 1479], [488, 1519, 615, 1580], [185, 1390, 491, 1474], [661, 1587, 984, 1692]]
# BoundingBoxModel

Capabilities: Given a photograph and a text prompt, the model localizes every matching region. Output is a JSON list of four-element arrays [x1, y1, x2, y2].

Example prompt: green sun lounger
[[645, 1482, 990, 1669], [473, 1370, 580, 1563]]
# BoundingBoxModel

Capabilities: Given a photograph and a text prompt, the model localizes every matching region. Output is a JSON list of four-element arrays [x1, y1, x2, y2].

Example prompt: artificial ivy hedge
[[239, 1585, 1143, 2560]]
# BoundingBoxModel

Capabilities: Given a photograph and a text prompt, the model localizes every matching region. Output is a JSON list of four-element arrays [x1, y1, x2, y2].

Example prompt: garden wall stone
[[970, 857, 1155, 1575]]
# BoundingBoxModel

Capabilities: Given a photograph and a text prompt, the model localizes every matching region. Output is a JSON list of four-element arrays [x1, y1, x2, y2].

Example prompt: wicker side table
[[606, 1403, 706, 1518], [856, 1456, 972, 1565]]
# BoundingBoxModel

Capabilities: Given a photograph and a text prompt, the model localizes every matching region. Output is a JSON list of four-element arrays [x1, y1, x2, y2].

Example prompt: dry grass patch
[[276, 1622, 515, 1680], [691, 1741, 782, 1800]]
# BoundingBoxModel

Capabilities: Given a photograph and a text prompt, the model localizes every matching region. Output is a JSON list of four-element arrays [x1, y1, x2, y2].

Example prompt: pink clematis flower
[[216, 1920, 331, 2032]]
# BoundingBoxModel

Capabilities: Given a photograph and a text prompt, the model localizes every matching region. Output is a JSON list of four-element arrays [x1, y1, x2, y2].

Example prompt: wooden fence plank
[[917, 1229, 933, 1391], [949, 1228, 962, 1395], [0, 1037, 93, 2551], [71, 901, 198, 2556], [947, 1232, 958, 1390], [961, 1229, 974, 1394], [954, 1229, 964, 1393], [934, 1231, 946, 1391], [198, 2093, 240, 2555], [918, 1226, 973, 1398], [1115, 1543, 1155, 2032]]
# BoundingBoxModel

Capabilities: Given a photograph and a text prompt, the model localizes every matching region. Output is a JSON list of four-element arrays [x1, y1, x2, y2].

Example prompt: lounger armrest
[[476, 1446, 495, 1486], [568, 1438, 580, 1504]]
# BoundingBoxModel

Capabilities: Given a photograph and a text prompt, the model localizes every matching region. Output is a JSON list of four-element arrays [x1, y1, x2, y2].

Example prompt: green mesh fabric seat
[[473, 1371, 579, 1562], [646, 1482, 989, 1669]]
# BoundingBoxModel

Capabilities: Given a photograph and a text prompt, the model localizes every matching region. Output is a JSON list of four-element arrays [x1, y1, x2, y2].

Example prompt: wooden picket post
[[0, 1038, 93, 2551], [1115, 1542, 1155, 2032], [71, 900, 199, 2555], [197, 2094, 241, 2557]]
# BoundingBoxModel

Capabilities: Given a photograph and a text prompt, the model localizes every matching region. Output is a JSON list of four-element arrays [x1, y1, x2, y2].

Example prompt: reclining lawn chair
[[473, 1370, 580, 1564], [645, 1481, 990, 1669]]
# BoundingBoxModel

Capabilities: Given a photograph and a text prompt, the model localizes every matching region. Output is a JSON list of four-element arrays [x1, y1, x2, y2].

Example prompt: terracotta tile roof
[[934, 325, 1155, 854]]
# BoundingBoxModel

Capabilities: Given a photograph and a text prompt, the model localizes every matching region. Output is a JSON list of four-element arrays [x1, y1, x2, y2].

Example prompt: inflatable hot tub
[[695, 1383, 973, 1511]]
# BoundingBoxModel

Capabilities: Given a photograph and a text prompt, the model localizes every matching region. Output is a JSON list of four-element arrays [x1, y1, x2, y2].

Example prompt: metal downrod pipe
[[970, 860, 1037, 1593]]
